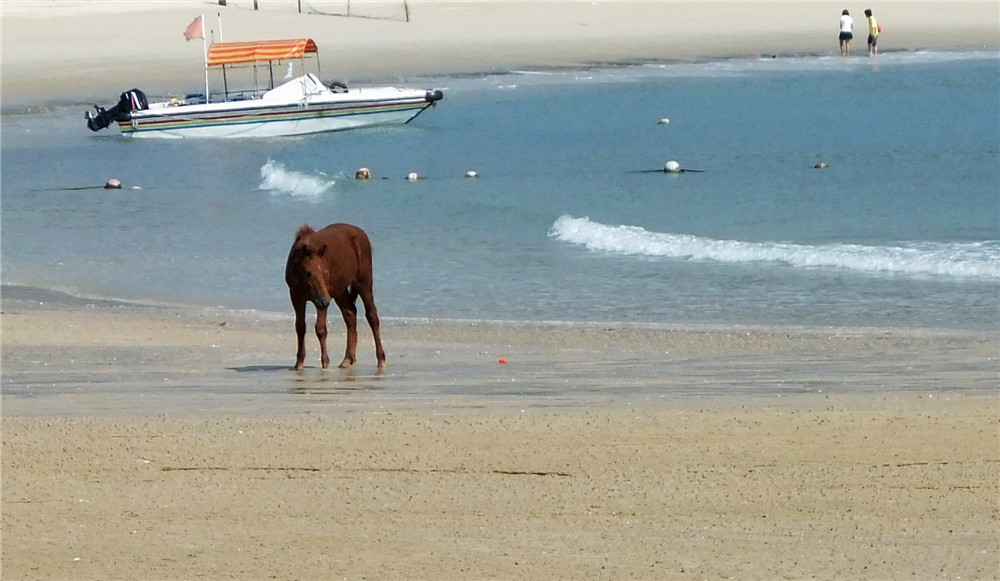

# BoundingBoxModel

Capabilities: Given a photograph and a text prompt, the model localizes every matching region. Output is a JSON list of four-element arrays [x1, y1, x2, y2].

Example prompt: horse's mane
[[294, 224, 315, 241]]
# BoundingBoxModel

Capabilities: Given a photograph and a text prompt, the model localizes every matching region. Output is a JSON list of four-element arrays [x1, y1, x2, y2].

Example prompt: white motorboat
[[85, 38, 443, 138]]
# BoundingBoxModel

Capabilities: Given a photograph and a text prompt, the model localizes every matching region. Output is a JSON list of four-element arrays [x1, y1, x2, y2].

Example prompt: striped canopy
[[207, 39, 319, 66]]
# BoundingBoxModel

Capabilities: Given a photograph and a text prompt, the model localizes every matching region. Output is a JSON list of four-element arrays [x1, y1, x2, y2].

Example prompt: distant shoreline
[[2, 1, 997, 105], [6, 47, 999, 112]]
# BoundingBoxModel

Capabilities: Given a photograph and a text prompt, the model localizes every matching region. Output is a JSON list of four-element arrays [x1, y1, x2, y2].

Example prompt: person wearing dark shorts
[[839, 9, 854, 56], [865, 9, 880, 56]]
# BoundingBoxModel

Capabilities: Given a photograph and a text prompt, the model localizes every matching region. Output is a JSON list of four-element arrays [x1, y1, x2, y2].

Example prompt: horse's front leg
[[358, 287, 386, 372], [335, 294, 359, 368], [293, 299, 308, 370], [315, 306, 331, 369]]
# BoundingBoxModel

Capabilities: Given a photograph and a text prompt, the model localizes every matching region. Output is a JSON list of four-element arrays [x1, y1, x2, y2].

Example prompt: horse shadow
[[228, 365, 290, 373]]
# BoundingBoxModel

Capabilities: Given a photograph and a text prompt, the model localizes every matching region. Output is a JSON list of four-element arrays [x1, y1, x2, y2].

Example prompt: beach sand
[[3, 1, 1000, 579], [2, 291, 999, 579]]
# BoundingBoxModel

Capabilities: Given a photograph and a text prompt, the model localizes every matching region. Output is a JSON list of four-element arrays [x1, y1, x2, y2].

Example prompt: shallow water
[[2, 51, 998, 330]]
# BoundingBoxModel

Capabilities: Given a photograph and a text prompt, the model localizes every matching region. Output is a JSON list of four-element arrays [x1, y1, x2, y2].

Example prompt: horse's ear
[[317, 244, 327, 258], [294, 224, 315, 241]]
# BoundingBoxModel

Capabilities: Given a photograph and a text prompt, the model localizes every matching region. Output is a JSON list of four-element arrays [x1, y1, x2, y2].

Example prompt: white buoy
[[104, 178, 122, 189], [664, 160, 682, 173], [355, 167, 372, 179], [658, 118, 671, 125], [465, 170, 478, 178], [406, 172, 421, 181]]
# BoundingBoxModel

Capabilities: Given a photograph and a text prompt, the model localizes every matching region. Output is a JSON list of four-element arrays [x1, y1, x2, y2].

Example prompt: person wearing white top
[[839, 9, 854, 56]]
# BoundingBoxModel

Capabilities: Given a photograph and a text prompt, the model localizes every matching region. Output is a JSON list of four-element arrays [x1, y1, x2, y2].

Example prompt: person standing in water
[[839, 9, 854, 56], [865, 9, 880, 56]]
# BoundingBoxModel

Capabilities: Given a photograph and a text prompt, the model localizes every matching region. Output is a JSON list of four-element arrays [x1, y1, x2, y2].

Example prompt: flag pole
[[201, 14, 209, 101]]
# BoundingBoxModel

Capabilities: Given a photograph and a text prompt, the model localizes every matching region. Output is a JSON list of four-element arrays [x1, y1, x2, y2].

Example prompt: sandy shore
[[2, 289, 999, 579], [3, 400, 997, 580], [2, 1, 998, 104]]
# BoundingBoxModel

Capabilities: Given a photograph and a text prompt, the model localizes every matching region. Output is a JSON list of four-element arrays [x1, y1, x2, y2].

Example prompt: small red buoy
[[498, 358, 507, 365]]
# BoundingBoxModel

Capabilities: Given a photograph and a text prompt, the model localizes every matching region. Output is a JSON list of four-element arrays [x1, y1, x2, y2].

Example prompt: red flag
[[184, 16, 204, 41]]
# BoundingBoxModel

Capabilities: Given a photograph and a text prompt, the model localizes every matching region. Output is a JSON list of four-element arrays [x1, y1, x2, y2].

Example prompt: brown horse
[[285, 223, 386, 371]]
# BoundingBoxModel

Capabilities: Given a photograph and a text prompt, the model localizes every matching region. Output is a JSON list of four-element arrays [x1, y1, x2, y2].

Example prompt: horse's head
[[286, 225, 332, 310]]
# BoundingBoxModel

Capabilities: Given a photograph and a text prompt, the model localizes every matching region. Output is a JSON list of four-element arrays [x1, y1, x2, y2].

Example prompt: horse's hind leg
[[334, 292, 359, 369], [358, 285, 386, 371]]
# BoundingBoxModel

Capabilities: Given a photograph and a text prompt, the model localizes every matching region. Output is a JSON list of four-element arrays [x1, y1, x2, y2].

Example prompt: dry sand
[[2, 1, 998, 104], [3, 1, 1000, 579], [3, 399, 997, 580], [2, 292, 999, 579]]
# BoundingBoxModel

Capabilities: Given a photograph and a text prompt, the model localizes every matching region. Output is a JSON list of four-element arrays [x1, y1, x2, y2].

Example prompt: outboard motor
[[85, 88, 148, 132]]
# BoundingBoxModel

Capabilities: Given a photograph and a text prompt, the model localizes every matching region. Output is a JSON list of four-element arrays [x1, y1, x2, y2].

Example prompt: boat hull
[[117, 89, 441, 138]]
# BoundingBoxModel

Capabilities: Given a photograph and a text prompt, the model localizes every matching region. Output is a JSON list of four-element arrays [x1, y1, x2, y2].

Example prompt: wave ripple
[[549, 215, 1000, 280], [258, 159, 334, 200]]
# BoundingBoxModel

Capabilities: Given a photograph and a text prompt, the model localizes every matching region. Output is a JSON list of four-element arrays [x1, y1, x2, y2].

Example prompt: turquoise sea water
[[2, 51, 998, 330]]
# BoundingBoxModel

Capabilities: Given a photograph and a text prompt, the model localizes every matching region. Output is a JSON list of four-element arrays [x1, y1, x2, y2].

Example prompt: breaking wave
[[258, 159, 335, 200], [549, 215, 1000, 280]]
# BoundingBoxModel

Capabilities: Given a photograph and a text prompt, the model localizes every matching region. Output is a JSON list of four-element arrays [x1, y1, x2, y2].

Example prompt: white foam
[[549, 215, 1000, 280], [258, 159, 334, 200], [450, 50, 1000, 94]]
